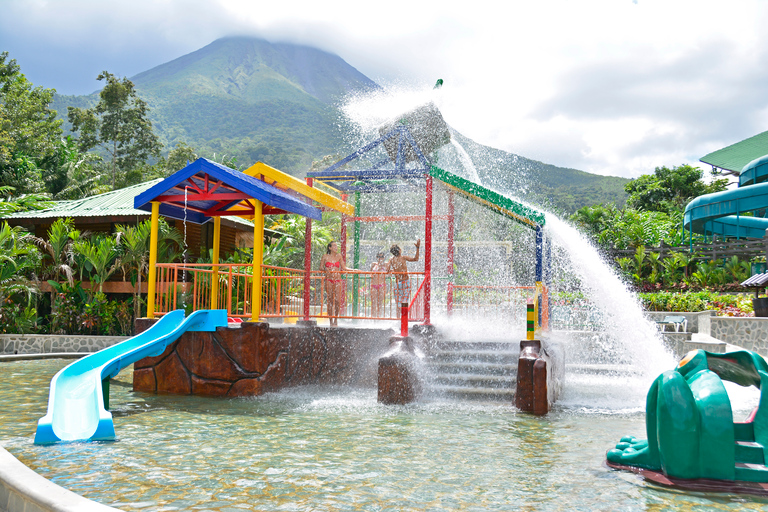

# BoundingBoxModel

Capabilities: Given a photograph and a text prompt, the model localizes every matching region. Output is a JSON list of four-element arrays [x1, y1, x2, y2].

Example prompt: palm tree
[[116, 221, 151, 318], [73, 236, 119, 294], [0, 222, 40, 333], [33, 217, 85, 284]]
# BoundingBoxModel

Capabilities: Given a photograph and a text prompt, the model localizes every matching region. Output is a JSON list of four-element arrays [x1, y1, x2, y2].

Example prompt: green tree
[[73, 235, 119, 293], [68, 71, 162, 189], [0, 222, 40, 333], [624, 164, 728, 213], [0, 185, 53, 216], [115, 221, 152, 318], [569, 203, 619, 239], [0, 51, 62, 194], [164, 141, 198, 175]]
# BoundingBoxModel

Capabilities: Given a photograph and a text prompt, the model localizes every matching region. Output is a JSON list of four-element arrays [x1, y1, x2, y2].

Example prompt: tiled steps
[[425, 341, 518, 401]]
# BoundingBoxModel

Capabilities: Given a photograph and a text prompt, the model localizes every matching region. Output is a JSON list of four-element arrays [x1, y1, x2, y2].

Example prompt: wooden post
[[146, 201, 160, 319]]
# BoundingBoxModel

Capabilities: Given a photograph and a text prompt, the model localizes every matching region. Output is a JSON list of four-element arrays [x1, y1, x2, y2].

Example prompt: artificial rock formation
[[133, 321, 391, 397]]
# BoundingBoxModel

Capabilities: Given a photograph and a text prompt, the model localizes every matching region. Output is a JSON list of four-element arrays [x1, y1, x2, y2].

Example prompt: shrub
[[639, 291, 754, 316]]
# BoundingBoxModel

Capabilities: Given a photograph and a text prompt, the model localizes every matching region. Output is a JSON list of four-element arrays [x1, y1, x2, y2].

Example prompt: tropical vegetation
[[569, 163, 764, 314]]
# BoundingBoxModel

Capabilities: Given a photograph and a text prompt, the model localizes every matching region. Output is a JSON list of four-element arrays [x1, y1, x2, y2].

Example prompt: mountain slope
[[49, 36, 627, 211], [52, 36, 379, 172], [450, 132, 628, 214]]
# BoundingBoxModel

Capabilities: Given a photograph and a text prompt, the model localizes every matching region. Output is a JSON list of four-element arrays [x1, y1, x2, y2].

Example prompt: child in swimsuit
[[387, 240, 420, 318], [370, 252, 386, 317]]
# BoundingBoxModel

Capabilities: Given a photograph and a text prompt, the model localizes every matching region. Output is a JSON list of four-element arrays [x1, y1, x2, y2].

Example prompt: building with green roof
[[1, 179, 257, 259], [700, 130, 768, 176]]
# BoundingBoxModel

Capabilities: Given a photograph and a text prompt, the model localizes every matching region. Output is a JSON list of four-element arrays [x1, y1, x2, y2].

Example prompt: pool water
[[1, 359, 767, 511]]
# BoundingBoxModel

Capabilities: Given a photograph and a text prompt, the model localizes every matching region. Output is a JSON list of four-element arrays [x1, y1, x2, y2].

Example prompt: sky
[[1, 0, 767, 180]]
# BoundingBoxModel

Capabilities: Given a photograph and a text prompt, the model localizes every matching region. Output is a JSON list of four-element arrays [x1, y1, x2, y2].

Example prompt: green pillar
[[102, 378, 110, 410], [353, 192, 361, 317]]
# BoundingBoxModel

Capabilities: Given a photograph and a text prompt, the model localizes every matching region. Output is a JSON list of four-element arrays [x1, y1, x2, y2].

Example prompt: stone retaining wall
[[0, 335, 128, 355], [709, 316, 768, 355], [646, 310, 768, 357]]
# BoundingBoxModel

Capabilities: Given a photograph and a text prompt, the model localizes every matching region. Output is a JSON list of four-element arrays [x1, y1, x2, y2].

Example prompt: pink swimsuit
[[325, 260, 343, 283]]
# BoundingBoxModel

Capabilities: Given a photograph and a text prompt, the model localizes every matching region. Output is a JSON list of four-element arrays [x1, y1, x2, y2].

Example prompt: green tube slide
[[684, 155, 768, 239]]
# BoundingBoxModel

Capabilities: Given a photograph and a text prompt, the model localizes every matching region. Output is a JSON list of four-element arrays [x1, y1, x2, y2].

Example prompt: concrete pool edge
[[0, 447, 120, 512]]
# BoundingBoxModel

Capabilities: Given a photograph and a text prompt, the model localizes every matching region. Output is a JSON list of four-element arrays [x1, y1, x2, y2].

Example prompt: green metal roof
[[700, 130, 768, 173], [0, 179, 254, 229], [1, 180, 163, 220]]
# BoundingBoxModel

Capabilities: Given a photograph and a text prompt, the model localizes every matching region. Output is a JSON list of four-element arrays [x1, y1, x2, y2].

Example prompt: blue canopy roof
[[134, 158, 321, 224]]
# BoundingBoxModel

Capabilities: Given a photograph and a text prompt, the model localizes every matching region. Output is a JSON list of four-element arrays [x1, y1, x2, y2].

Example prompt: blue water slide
[[684, 182, 768, 239], [34, 309, 228, 444]]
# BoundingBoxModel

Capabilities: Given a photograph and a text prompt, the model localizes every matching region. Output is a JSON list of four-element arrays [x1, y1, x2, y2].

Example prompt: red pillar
[[340, 193, 348, 317], [303, 178, 313, 321], [447, 190, 455, 316], [340, 193, 348, 261], [424, 175, 433, 325]]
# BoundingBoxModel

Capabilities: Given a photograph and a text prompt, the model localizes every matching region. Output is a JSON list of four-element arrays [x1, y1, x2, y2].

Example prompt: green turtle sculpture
[[607, 349, 768, 495]]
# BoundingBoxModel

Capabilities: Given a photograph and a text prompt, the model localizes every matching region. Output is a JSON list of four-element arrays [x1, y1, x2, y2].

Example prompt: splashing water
[[449, 136, 481, 184], [339, 84, 678, 412]]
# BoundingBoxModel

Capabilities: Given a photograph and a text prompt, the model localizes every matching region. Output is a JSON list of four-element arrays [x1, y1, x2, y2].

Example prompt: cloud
[[1, 0, 768, 179]]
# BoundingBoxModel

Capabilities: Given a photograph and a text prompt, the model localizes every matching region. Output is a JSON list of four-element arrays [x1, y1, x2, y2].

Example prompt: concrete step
[[431, 372, 516, 389], [430, 384, 516, 401], [734, 462, 768, 482], [428, 349, 518, 364], [427, 361, 518, 376]]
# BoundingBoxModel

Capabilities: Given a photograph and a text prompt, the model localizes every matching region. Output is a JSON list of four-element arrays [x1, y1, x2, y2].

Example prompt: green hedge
[[639, 291, 754, 317]]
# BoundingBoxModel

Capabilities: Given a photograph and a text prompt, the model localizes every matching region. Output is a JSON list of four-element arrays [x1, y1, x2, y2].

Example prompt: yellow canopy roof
[[243, 162, 354, 216]]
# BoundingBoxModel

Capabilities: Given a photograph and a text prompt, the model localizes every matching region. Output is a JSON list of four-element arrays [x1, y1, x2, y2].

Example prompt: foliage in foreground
[[639, 291, 754, 317]]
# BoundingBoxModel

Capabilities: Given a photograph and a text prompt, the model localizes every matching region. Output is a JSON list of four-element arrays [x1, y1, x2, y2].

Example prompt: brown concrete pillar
[[377, 336, 421, 404], [515, 339, 550, 415]]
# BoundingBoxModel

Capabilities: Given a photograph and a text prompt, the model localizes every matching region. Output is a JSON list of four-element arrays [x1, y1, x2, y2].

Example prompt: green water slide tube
[[739, 155, 768, 187], [684, 185, 768, 238], [684, 155, 768, 239], [607, 349, 768, 483]]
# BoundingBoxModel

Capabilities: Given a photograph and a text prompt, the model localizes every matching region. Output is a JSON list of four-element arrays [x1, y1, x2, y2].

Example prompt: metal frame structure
[[135, 157, 351, 320], [307, 124, 549, 327]]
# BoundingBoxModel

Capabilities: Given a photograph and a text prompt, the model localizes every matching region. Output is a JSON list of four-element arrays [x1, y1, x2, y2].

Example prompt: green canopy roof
[[700, 130, 768, 174]]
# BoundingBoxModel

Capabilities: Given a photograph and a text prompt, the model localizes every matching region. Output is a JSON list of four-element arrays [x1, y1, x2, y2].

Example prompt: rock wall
[[133, 322, 393, 397], [709, 317, 768, 355], [0, 334, 128, 355]]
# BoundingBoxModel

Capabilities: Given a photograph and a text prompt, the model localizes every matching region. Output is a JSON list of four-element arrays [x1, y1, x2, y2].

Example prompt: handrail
[[151, 263, 543, 327], [152, 263, 427, 322]]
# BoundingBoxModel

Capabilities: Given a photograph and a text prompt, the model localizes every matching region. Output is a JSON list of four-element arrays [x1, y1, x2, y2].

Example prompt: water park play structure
[[684, 154, 768, 241], [607, 348, 768, 496], [32, 101, 560, 446]]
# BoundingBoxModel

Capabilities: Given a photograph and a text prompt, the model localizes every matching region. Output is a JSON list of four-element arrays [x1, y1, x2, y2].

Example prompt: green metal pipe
[[353, 192, 361, 317]]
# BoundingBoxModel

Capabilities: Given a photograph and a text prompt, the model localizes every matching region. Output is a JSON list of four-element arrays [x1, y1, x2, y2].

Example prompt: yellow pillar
[[210, 216, 221, 310], [146, 201, 160, 319], [250, 200, 264, 321]]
